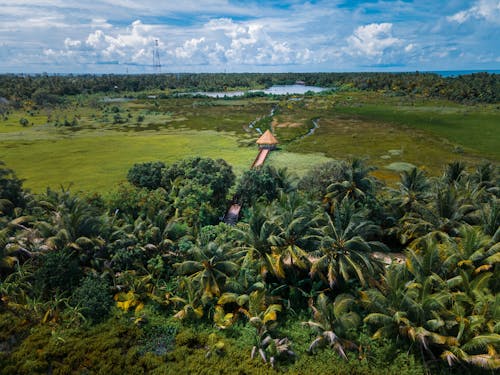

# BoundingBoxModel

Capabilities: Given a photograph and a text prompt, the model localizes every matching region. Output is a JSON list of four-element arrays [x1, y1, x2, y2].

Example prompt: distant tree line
[[0, 72, 498, 104]]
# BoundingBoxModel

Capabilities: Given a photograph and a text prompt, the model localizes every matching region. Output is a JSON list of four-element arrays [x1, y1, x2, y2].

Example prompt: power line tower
[[153, 39, 161, 73]]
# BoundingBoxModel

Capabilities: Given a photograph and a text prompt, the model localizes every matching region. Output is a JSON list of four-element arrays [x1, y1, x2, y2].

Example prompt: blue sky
[[0, 0, 499, 73]]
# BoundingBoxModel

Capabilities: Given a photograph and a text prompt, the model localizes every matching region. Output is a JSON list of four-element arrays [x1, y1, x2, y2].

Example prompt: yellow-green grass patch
[[0, 131, 256, 194]]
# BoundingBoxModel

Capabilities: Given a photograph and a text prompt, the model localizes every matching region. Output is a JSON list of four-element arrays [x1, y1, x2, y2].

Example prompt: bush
[[297, 160, 345, 198], [33, 249, 82, 299], [0, 161, 25, 208], [127, 161, 166, 190], [19, 117, 29, 127], [235, 165, 292, 206], [71, 276, 113, 324], [162, 157, 235, 204]]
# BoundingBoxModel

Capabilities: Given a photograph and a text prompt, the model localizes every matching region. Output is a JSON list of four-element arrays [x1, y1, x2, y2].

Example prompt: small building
[[256, 129, 278, 150]]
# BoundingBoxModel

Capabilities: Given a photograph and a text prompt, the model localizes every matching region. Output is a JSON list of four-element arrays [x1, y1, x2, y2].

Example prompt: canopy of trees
[[0, 72, 498, 104], [0, 158, 498, 373]]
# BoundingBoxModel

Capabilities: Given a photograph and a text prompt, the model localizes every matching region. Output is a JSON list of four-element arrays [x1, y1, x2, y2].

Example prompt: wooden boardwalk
[[224, 204, 241, 225], [224, 147, 272, 225], [251, 148, 270, 168]]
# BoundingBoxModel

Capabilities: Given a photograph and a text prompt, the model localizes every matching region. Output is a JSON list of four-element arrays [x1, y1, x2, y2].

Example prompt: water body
[[189, 84, 328, 98], [101, 97, 134, 103], [429, 70, 500, 77]]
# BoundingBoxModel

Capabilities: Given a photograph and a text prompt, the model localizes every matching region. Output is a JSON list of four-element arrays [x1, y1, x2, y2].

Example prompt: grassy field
[[0, 131, 257, 193], [274, 92, 499, 181], [0, 92, 498, 193]]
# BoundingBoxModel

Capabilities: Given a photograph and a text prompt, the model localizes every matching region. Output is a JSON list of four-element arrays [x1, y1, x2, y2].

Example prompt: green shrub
[[33, 249, 82, 299], [71, 276, 113, 324], [0, 161, 25, 209], [127, 161, 165, 190]]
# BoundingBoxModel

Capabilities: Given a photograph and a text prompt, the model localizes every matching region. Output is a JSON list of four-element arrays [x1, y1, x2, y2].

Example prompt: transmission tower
[[153, 39, 161, 73]]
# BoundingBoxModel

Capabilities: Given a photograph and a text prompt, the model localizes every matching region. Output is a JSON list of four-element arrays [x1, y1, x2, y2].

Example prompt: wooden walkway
[[251, 148, 270, 168], [224, 147, 272, 225], [224, 204, 241, 225]]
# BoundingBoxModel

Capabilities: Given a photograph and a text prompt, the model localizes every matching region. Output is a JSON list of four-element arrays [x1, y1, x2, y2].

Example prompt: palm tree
[[324, 159, 377, 205], [478, 198, 499, 241], [240, 290, 294, 367], [310, 199, 385, 289], [233, 203, 275, 278], [0, 216, 34, 277], [399, 184, 477, 245], [441, 161, 467, 186], [471, 162, 499, 197], [392, 167, 432, 212], [267, 192, 320, 278], [303, 293, 360, 359], [363, 262, 457, 362], [175, 241, 239, 301], [35, 188, 104, 254], [170, 277, 204, 321]]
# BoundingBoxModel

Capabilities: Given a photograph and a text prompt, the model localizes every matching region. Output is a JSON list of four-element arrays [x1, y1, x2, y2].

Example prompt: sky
[[0, 0, 499, 74]]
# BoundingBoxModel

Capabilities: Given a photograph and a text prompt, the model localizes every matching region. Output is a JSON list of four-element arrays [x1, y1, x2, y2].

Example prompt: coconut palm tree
[[310, 198, 386, 289], [233, 203, 275, 278], [325, 159, 376, 202], [267, 192, 320, 278], [441, 161, 467, 186], [392, 167, 432, 212], [35, 188, 104, 253], [303, 293, 360, 359], [175, 241, 239, 302], [363, 262, 457, 362], [399, 184, 478, 245]]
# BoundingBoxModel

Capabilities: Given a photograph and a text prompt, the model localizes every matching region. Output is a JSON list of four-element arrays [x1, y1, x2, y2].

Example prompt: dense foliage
[[0, 72, 498, 104], [1, 157, 499, 374]]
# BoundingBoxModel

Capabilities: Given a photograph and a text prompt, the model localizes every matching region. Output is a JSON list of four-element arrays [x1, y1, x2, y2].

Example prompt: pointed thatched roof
[[256, 130, 278, 145]]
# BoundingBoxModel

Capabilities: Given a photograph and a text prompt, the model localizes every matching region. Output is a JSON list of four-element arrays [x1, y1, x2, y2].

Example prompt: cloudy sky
[[0, 0, 499, 73]]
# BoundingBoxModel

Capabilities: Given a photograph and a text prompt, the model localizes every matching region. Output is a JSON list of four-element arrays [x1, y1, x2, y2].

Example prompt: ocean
[[428, 70, 500, 77]]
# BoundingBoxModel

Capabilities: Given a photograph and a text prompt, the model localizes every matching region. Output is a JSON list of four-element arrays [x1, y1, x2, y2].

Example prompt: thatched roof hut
[[256, 130, 278, 149]]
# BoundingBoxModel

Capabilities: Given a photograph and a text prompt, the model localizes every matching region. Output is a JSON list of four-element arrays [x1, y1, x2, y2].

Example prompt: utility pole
[[153, 39, 161, 73]]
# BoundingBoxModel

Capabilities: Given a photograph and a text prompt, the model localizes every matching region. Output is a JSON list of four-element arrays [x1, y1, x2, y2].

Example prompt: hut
[[256, 130, 278, 150]]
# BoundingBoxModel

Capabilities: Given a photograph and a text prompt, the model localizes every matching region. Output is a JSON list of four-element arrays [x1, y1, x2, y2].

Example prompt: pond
[[188, 84, 329, 98]]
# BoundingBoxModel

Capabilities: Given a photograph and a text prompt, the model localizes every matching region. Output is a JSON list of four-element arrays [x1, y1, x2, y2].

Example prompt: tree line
[[0, 72, 498, 104]]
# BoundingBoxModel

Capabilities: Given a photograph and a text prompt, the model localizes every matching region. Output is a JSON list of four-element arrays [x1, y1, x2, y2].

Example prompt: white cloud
[[174, 37, 206, 59], [64, 38, 81, 48], [90, 18, 112, 29], [0, 1, 498, 73], [404, 43, 416, 53], [447, 0, 500, 24], [168, 18, 313, 67], [346, 23, 401, 58], [74, 20, 161, 63]]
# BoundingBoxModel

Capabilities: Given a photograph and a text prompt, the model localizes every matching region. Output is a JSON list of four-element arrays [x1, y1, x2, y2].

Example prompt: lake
[[189, 84, 328, 98]]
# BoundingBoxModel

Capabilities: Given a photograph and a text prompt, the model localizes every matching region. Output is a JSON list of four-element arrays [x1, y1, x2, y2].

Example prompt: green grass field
[[0, 131, 258, 193], [1, 93, 498, 193]]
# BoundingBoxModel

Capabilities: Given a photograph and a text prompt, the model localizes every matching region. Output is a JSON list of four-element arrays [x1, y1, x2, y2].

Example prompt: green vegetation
[[0, 89, 498, 192], [1, 156, 499, 374], [0, 73, 498, 373]]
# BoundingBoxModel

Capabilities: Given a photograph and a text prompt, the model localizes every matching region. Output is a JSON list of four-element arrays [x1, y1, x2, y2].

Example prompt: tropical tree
[[303, 293, 360, 359], [267, 192, 320, 279], [392, 167, 432, 212], [324, 159, 377, 205], [175, 241, 240, 302], [234, 203, 275, 278], [310, 198, 385, 289]]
